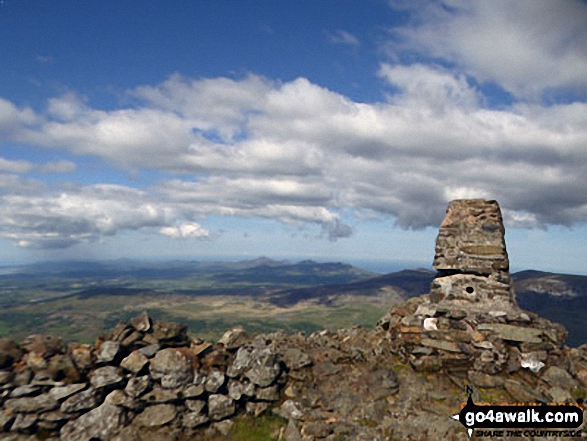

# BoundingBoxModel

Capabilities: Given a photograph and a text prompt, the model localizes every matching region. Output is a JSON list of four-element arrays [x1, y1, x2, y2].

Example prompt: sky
[[0, 0, 586, 274]]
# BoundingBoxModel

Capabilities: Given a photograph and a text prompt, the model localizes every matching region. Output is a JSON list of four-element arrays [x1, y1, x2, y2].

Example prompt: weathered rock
[[281, 348, 312, 370], [182, 411, 209, 429], [477, 323, 543, 343], [48, 383, 86, 401], [183, 383, 205, 398], [47, 354, 80, 382], [5, 394, 59, 413], [21, 335, 63, 358], [0, 369, 13, 384], [138, 344, 160, 358], [121, 350, 149, 373], [121, 331, 142, 347], [134, 404, 177, 427], [90, 366, 124, 389], [125, 375, 150, 399], [541, 366, 578, 390], [256, 385, 280, 401], [152, 321, 187, 342], [95, 341, 120, 364], [228, 379, 255, 400], [468, 371, 505, 388], [130, 311, 152, 332], [229, 346, 281, 387], [283, 419, 302, 441], [60, 388, 98, 413], [11, 413, 37, 432], [204, 370, 225, 393], [68, 344, 94, 372], [0, 410, 14, 431], [208, 394, 235, 421], [218, 326, 249, 350], [60, 403, 124, 441], [150, 348, 193, 388], [504, 379, 548, 403], [104, 389, 139, 409], [140, 386, 180, 403], [185, 399, 205, 413], [0, 338, 22, 368], [10, 385, 41, 398], [278, 400, 304, 420]]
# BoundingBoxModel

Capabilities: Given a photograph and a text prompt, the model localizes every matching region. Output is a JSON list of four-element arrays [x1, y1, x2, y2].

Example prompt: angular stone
[[130, 311, 152, 332], [205, 370, 225, 393], [61, 387, 99, 413], [104, 389, 137, 408], [218, 326, 249, 350], [0, 410, 14, 431], [185, 399, 205, 413], [68, 344, 94, 372], [256, 385, 280, 401], [302, 421, 332, 438], [281, 348, 312, 370], [228, 379, 255, 401], [125, 375, 151, 399], [468, 371, 505, 388], [208, 394, 235, 421], [182, 411, 209, 429], [96, 341, 120, 364], [48, 383, 87, 401], [541, 366, 578, 390], [152, 321, 187, 341], [121, 331, 142, 347], [90, 366, 123, 389], [229, 346, 280, 387], [60, 403, 124, 441], [504, 379, 548, 403], [183, 383, 205, 398], [22, 335, 63, 358], [420, 338, 462, 353], [11, 413, 37, 432], [134, 404, 177, 427], [10, 384, 41, 398], [0, 369, 13, 384], [47, 353, 80, 382], [0, 338, 22, 368], [284, 419, 302, 441], [5, 394, 59, 413], [278, 400, 304, 420], [477, 324, 543, 343], [120, 350, 149, 373], [150, 348, 194, 388], [138, 344, 160, 358], [140, 386, 180, 403]]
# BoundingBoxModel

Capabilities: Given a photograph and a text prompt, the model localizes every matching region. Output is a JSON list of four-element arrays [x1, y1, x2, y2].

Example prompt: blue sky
[[1, 0, 586, 274]]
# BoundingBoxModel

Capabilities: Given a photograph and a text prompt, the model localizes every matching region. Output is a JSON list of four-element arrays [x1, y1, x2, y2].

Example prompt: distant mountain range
[[1, 258, 586, 346]]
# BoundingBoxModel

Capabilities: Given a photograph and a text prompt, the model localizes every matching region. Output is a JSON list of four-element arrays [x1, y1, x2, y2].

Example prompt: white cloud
[[0, 157, 76, 174], [1, 62, 587, 248], [387, 0, 587, 99], [326, 30, 360, 47], [160, 222, 210, 239]]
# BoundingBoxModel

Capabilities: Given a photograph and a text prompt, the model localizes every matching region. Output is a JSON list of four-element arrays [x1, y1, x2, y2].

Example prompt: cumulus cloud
[[387, 0, 587, 100], [159, 222, 210, 239], [1, 57, 587, 248], [0, 157, 76, 174]]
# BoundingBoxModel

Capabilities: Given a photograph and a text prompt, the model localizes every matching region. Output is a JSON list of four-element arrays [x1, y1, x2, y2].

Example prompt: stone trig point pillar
[[429, 199, 516, 311]]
